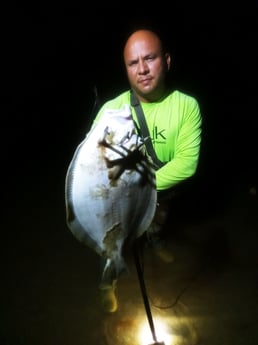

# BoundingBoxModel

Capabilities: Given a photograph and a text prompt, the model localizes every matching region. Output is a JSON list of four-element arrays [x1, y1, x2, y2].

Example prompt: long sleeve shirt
[[91, 89, 202, 192]]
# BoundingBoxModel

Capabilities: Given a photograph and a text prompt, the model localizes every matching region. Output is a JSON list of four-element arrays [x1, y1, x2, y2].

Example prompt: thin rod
[[133, 240, 158, 343]]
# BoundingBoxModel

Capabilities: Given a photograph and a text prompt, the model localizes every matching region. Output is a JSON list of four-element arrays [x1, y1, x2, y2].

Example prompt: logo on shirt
[[151, 126, 166, 144]]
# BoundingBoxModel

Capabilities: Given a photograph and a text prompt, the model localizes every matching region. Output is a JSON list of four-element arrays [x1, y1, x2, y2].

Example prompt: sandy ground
[[1, 164, 257, 345]]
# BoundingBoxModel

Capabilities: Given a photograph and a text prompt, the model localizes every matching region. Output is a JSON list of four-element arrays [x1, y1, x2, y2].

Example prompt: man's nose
[[138, 60, 149, 74]]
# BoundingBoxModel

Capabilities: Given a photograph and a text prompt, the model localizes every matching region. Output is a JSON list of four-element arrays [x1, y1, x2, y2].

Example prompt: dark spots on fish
[[97, 124, 156, 190], [103, 144, 155, 187], [89, 185, 110, 199], [103, 223, 122, 256], [107, 166, 122, 184], [105, 149, 143, 176]]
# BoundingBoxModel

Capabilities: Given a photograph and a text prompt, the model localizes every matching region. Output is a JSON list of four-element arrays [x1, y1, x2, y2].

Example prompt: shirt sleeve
[[155, 98, 202, 191]]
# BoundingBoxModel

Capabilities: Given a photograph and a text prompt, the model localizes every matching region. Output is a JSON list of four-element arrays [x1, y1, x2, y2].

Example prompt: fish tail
[[101, 256, 128, 286]]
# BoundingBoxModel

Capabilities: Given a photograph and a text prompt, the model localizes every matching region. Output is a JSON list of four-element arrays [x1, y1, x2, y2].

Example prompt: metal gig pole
[[133, 240, 165, 345]]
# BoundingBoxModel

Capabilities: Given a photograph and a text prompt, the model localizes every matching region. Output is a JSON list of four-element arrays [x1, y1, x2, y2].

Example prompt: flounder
[[65, 104, 157, 285]]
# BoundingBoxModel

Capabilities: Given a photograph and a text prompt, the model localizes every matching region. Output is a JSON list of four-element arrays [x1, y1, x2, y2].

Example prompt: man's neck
[[133, 87, 169, 103]]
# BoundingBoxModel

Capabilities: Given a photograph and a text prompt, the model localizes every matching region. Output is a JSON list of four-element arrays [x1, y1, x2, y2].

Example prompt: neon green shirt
[[92, 89, 202, 191]]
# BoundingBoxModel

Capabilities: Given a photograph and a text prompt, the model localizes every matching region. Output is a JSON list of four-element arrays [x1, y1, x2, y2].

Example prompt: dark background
[[1, 2, 258, 345], [3, 2, 257, 207]]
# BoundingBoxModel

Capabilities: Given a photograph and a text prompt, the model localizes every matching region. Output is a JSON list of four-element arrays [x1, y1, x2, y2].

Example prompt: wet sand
[[1, 164, 257, 345]]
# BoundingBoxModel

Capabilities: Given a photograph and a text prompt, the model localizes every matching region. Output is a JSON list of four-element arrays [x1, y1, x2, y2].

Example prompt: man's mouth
[[139, 78, 152, 85]]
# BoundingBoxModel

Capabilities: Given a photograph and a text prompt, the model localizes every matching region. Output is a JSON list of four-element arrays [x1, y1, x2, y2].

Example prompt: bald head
[[123, 29, 171, 102], [123, 30, 164, 61]]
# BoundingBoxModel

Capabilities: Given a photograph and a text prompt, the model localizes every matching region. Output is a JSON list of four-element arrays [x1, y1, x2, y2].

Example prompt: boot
[[99, 280, 118, 313]]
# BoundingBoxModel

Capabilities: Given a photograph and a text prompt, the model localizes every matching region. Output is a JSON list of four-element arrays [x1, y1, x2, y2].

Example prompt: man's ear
[[165, 52, 171, 71]]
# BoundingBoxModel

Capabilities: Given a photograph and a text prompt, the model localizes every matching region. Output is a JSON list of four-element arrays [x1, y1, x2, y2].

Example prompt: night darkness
[[3, 2, 257, 200], [2, 2, 258, 345]]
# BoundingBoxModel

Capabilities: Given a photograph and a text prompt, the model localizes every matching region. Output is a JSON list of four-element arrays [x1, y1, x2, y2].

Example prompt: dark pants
[[145, 188, 176, 247]]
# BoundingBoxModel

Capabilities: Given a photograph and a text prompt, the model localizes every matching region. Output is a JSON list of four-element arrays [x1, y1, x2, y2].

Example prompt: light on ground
[[138, 317, 174, 345]]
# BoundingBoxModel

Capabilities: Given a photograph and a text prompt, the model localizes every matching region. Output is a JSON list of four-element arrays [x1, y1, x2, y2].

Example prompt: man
[[91, 28, 202, 312]]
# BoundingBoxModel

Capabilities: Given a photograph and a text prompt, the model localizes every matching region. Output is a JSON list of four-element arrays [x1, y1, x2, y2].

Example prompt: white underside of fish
[[65, 105, 157, 285]]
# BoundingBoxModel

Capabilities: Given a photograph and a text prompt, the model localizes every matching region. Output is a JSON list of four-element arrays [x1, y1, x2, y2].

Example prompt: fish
[[65, 104, 157, 286]]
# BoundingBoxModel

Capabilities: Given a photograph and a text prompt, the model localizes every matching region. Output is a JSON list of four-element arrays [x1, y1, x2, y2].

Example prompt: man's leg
[[146, 191, 175, 263]]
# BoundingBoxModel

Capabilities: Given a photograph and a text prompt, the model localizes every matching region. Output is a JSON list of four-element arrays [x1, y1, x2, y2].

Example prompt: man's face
[[123, 31, 170, 102]]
